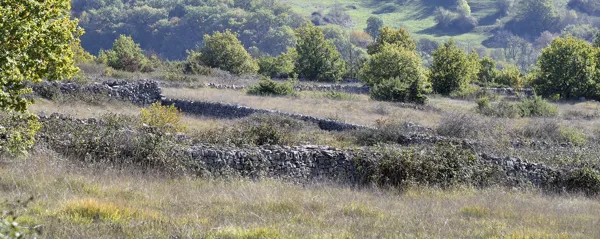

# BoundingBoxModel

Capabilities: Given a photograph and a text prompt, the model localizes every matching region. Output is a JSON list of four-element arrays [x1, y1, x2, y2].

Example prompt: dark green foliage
[[568, 0, 600, 17], [430, 39, 478, 95], [532, 37, 597, 100], [477, 57, 499, 85], [518, 96, 558, 117], [594, 31, 600, 48], [506, 0, 559, 37], [294, 24, 346, 82], [370, 78, 428, 104], [197, 30, 258, 75], [365, 16, 384, 38], [74, 0, 301, 59], [361, 43, 427, 86], [104, 35, 152, 72], [560, 167, 600, 196], [360, 143, 501, 188], [258, 50, 297, 79], [247, 77, 296, 96]]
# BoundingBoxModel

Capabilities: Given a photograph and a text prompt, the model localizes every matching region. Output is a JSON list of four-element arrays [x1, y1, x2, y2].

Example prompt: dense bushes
[[100, 35, 152, 73], [195, 30, 259, 75], [257, 51, 297, 79], [370, 77, 428, 104], [358, 143, 502, 188], [141, 103, 187, 133], [295, 24, 346, 82], [476, 96, 557, 118], [247, 78, 296, 96], [430, 39, 479, 95]]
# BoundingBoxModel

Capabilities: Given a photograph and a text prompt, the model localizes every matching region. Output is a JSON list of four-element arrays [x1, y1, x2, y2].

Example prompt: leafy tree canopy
[[295, 24, 346, 82], [367, 26, 417, 55], [430, 39, 478, 95], [197, 30, 259, 75]]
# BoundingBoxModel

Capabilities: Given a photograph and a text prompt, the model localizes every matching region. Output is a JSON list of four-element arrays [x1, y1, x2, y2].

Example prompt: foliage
[[568, 0, 600, 17], [507, 0, 559, 37], [594, 31, 600, 48], [456, 0, 471, 17], [561, 167, 600, 196], [294, 24, 346, 82], [140, 102, 187, 134], [104, 35, 152, 72], [430, 39, 478, 95], [561, 24, 598, 43], [71, 41, 95, 64], [370, 77, 428, 104], [361, 44, 427, 87], [0, 113, 42, 156], [477, 57, 499, 85], [532, 37, 597, 100], [496, 64, 522, 89], [198, 30, 259, 75], [361, 143, 500, 188], [41, 114, 197, 175], [518, 96, 558, 117], [247, 77, 296, 96], [367, 27, 417, 55], [258, 50, 297, 79], [74, 0, 301, 59], [434, 7, 458, 29], [0, 0, 80, 155], [476, 98, 519, 118], [365, 16, 384, 38]]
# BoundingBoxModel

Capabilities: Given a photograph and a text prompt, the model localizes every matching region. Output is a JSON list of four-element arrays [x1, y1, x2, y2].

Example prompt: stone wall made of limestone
[[32, 80, 162, 105]]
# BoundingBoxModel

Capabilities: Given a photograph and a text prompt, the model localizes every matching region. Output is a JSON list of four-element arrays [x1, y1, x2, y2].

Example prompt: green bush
[[362, 143, 502, 188], [561, 167, 600, 196], [476, 98, 519, 118], [247, 78, 296, 96], [518, 96, 558, 117], [257, 50, 297, 79], [104, 35, 152, 72], [196, 30, 259, 75], [370, 77, 428, 104], [1, 198, 38, 238]]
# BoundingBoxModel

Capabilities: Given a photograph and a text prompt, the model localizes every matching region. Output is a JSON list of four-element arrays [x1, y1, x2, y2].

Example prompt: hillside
[[283, 0, 501, 46]]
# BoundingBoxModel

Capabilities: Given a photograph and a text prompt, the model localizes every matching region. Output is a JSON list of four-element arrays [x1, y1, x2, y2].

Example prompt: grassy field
[[1, 150, 599, 238], [281, 0, 503, 48]]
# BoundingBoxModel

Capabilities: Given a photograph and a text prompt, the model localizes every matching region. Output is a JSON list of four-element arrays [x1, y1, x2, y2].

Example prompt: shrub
[[370, 77, 428, 104], [140, 102, 187, 133], [361, 43, 427, 87], [518, 96, 558, 117], [430, 39, 478, 95], [518, 119, 586, 145], [363, 143, 502, 188], [105, 35, 152, 72], [197, 30, 259, 75], [295, 24, 346, 82], [1, 198, 38, 238], [436, 112, 488, 138], [434, 7, 457, 28], [257, 50, 297, 79], [561, 167, 600, 196], [239, 115, 308, 146], [40, 113, 197, 175], [365, 16, 384, 38], [247, 77, 296, 96], [0, 113, 41, 156]]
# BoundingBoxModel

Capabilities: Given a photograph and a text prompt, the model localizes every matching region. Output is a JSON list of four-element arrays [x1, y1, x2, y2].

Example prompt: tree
[[0, 0, 80, 154], [370, 77, 428, 104], [430, 39, 477, 95], [510, 0, 559, 37], [105, 35, 152, 72], [198, 30, 258, 75], [367, 26, 416, 55], [360, 43, 427, 87], [532, 36, 598, 100], [365, 16, 384, 39], [477, 57, 498, 85], [457, 0, 471, 17], [294, 24, 346, 82], [258, 49, 297, 79]]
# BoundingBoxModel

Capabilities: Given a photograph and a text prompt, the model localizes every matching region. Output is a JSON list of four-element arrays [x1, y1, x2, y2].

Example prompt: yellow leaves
[[140, 102, 187, 133]]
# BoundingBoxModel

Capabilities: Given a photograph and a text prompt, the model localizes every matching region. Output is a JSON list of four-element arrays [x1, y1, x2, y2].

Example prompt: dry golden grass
[[1, 150, 599, 238], [162, 88, 442, 127]]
